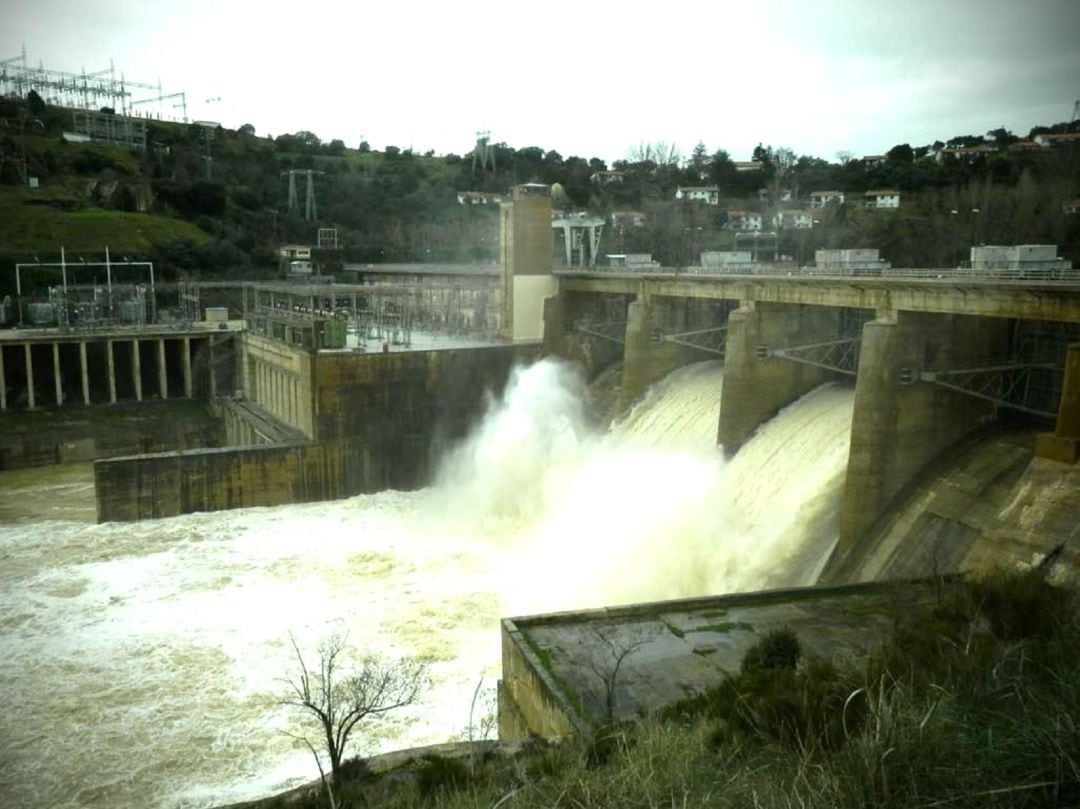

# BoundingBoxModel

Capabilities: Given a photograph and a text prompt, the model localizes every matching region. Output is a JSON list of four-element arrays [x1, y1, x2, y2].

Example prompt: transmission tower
[[1072, 100, 1079, 123], [282, 169, 325, 220], [472, 130, 495, 172]]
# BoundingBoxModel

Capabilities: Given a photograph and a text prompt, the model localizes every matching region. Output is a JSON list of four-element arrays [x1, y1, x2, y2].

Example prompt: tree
[[26, 89, 46, 115], [281, 632, 429, 802], [585, 624, 660, 724], [887, 143, 914, 164]]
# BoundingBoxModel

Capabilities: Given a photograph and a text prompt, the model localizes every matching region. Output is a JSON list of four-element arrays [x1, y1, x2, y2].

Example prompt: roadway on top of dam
[[555, 269, 1080, 322]]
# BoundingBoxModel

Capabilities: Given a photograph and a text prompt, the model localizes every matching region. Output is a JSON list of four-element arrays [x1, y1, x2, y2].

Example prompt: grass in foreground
[[266, 570, 1080, 808]]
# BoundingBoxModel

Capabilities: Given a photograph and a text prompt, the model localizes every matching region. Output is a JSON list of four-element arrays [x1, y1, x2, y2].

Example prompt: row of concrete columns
[[0, 337, 201, 411], [251, 356, 301, 431]]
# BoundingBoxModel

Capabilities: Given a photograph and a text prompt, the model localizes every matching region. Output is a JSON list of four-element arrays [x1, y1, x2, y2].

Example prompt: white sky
[[3, 0, 1078, 164]]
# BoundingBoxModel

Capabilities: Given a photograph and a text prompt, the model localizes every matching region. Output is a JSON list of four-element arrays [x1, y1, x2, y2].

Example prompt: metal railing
[[558, 264, 1080, 283]]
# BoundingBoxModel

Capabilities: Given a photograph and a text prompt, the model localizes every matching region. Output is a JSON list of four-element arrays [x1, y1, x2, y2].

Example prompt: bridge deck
[[556, 271, 1080, 323]]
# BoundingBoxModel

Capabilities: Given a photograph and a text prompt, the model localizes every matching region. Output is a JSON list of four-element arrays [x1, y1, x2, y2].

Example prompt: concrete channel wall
[[95, 340, 541, 522]]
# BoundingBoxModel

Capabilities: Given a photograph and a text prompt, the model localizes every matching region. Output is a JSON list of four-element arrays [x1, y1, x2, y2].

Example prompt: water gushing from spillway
[[0, 359, 853, 809]]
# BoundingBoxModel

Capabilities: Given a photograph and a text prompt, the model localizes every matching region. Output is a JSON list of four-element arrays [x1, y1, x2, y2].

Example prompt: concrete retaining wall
[[94, 343, 540, 522]]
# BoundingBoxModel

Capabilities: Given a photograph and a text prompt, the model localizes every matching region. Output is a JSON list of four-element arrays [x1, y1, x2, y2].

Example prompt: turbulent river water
[[0, 359, 854, 809]]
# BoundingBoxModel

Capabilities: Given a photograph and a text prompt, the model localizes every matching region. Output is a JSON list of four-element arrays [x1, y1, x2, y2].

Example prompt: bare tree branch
[[280, 631, 430, 790]]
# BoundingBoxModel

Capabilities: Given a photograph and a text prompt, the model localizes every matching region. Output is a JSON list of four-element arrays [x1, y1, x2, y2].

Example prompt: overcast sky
[[3, 0, 1079, 164]]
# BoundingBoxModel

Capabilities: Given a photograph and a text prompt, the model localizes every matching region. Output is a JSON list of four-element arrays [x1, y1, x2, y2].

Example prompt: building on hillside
[[606, 253, 661, 271], [1063, 199, 1080, 215], [758, 188, 793, 202], [774, 209, 814, 229], [863, 189, 901, 209], [590, 170, 626, 184], [1034, 133, 1080, 148], [861, 154, 886, 167], [936, 145, 998, 163], [726, 209, 763, 231], [278, 244, 312, 261], [1008, 140, 1042, 152], [611, 211, 647, 228], [457, 191, 504, 205], [700, 251, 755, 272], [809, 190, 845, 208], [733, 160, 764, 172], [969, 245, 1072, 272], [675, 186, 720, 205], [814, 248, 891, 273]]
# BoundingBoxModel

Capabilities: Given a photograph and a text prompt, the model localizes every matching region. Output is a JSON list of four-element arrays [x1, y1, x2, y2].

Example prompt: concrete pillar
[[0, 346, 6, 411], [53, 343, 63, 406], [25, 343, 35, 409], [1035, 342, 1080, 464], [106, 340, 117, 404], [208, 340, 217, 398], [836, 318, 900, 557], [618, 295, 702, 413], [79, 341, 90, 405], [833, 311, 1009, 568], [182, 337, 193, 398], [717, 302, 838, 455], [157, 339, 168, 399], [132, 340, 142, 402]]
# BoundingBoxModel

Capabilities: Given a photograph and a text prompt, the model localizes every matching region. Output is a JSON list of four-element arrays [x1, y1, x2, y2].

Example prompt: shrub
[[416, 754, 470, 798], [741, 628, 801, 674]]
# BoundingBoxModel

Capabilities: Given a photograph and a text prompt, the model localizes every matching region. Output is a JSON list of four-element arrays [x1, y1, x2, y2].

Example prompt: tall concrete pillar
[[0, 346, 6, 411], [208, 340, 217, 398], [182, 338, 193, 398], [1036, 342, 1080, 464], [717, 302, 838, 455], [106, 340, 117, 403], [132, 340, 142, 402], [157, 339, 168, 399], [836, 318, 900, 557], [79, 341, 90, 405], [25, 343, 35, 409], [53, 343, 63, 406], [834, 311, 1009, 567], [618, 295, 703, 413]]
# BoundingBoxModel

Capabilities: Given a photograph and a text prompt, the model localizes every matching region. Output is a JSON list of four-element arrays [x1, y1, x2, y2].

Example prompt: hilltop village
[[1, 87, 1079, 282]]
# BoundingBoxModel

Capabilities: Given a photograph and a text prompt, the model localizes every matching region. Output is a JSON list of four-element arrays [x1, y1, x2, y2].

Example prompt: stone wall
[[95, 343, 540, 521], [0, 400, 222, 470]]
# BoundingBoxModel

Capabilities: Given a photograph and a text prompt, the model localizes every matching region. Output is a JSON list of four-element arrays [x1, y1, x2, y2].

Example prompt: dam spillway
[[0, 359, 855, 809]]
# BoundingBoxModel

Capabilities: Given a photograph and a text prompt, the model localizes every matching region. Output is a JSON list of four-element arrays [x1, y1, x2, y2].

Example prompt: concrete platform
[[499, 581, 937, 739]]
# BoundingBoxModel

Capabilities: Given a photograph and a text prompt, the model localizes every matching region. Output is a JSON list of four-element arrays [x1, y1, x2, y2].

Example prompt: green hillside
[[1, 93, 1078, 283]]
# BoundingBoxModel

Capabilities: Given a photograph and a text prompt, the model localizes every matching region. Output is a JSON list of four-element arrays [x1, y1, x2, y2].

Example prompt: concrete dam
[[2, 184, 1079, 807], [1, 357, 863, 809]]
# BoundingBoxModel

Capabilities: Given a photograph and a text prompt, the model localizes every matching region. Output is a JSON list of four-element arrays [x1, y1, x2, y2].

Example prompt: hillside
[[1, 93, 1079, 289]]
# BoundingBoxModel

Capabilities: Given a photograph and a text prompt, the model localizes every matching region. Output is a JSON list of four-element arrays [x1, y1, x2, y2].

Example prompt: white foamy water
[[0, 358, 853, 809]]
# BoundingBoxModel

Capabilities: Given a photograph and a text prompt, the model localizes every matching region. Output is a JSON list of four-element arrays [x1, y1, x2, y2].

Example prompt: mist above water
[[0, 358, 854, 809]]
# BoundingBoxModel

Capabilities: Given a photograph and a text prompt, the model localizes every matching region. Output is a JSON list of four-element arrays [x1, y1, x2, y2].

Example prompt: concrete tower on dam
[[500, 183, 557, 342]]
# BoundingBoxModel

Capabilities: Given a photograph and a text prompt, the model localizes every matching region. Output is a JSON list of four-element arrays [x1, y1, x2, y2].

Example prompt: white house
[[726, 209, 763, 231], [675, 186, 720, 205], [809, 190, 845, 208], [1063, 199, 1080, 215], [864, 190, 901, 209], [733, 160, 764, 172], [759, 188, 793, 202], [611, 211, 647, 228], [1033, 133, 1080, 148], [457, 191, 503, 205], [775, 209, 813, 229], [278, 244, 312, 260], [590, 170, 627, 184]]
